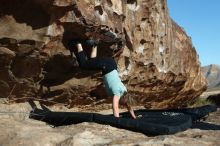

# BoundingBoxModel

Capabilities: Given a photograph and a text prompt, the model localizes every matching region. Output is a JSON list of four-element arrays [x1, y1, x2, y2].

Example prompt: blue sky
[[167, 0, 220, 66]]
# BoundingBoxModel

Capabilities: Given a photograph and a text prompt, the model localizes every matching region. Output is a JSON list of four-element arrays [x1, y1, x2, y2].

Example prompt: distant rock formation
[[202, 64, 220, 89], [0, 0, 207, 108]]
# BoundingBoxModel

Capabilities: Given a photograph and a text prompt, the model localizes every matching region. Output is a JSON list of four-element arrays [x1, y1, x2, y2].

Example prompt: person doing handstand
[[69, 39, 136, 119]]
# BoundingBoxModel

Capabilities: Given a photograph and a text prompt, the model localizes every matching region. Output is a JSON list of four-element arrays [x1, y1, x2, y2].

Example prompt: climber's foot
[[85, 39, 99, 47], [68, 39, 82, 47]]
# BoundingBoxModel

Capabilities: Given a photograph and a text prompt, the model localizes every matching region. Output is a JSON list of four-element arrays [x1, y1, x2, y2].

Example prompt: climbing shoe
[[68, 39, 82, 48], [85, 39, 99, 47]]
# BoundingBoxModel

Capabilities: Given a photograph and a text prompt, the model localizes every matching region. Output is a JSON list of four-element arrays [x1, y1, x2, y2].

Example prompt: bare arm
[[112, 95, 136, 119], [126, 103, 136, 119], [112, 95, 120, 118]]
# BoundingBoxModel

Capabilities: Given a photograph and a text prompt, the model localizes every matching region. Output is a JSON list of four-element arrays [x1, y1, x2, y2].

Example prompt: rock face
[[0, 0, 207, 108], [202, 64, 220, 89]]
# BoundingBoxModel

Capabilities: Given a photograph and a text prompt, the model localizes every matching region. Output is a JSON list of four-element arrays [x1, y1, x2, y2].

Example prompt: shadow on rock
[[207, 93, 220, 106], [0, 0, 76, 30], [192, 122, 220, 130], [39, 54, 100, 92]]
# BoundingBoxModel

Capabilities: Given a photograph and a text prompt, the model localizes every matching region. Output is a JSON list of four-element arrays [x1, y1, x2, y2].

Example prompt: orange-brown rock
[[0, 0, 207, 108]]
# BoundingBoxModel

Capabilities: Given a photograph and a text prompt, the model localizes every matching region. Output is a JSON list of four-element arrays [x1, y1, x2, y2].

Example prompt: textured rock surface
[[0, 101, 220, 146], [0, 0, 207, 108]]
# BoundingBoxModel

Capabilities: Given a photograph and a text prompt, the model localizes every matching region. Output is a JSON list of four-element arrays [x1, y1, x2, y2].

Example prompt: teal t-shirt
[[103, 69, 127, 97]]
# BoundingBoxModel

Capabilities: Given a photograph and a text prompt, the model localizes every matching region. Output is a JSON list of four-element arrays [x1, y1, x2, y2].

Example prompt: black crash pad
[[29, 104, 217, 136]]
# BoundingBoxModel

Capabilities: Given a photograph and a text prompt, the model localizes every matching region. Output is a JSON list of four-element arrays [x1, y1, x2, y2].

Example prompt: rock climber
[[68, 35, 136, 119]]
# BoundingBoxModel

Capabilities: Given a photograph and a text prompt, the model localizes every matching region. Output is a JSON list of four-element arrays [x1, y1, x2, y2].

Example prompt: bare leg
[[90, 46, 97, 58], [76, 43, 83, 53]]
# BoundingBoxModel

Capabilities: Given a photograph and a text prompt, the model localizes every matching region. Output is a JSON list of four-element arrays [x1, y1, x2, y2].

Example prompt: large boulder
[[0, 0, 207, 108], [0, 47, 16, 98]]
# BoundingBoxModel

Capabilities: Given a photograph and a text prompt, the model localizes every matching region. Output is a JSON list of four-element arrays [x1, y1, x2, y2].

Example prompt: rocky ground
[[0, 97, 220, 146]]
